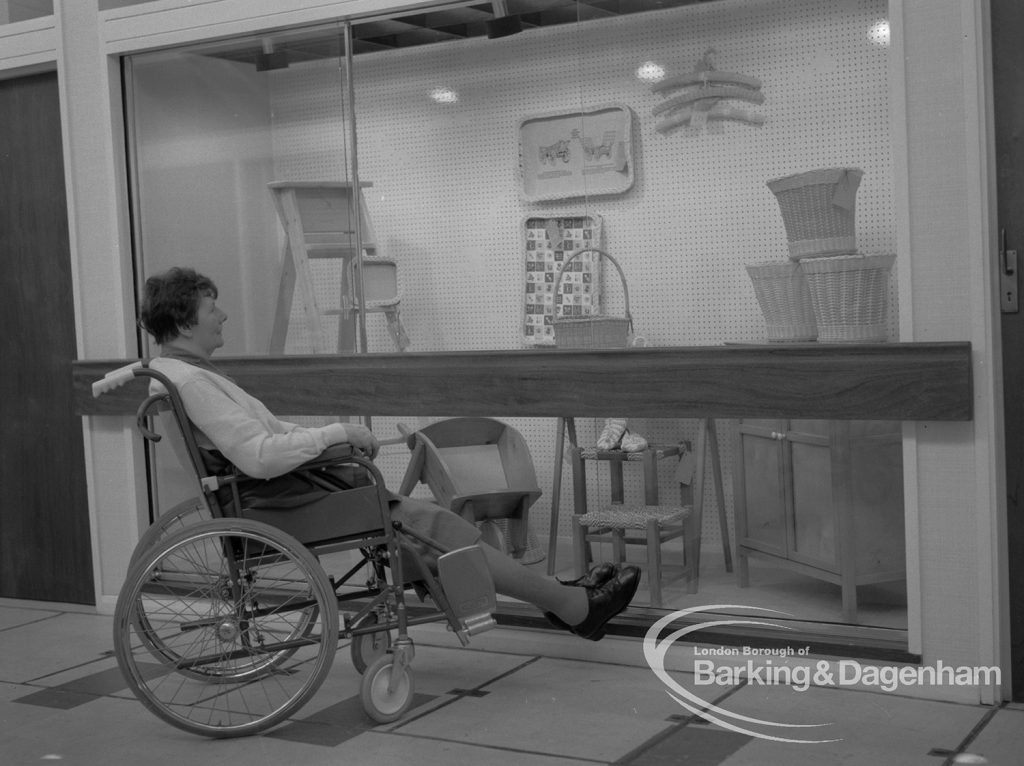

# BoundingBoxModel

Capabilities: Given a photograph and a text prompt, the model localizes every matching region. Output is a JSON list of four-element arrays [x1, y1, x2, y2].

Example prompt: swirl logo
[[643, 604, 838, 744]]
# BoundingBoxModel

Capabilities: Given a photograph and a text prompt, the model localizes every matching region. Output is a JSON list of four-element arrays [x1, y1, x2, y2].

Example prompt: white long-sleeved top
[[149, 356, 348, 480]]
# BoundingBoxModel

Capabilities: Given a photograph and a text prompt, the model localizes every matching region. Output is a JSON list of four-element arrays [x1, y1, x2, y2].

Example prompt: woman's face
[[189, 293, 227, 355]]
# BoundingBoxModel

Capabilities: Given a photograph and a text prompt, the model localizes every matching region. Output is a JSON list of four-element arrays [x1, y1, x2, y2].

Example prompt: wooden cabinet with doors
[[733, 420, 905, 622]]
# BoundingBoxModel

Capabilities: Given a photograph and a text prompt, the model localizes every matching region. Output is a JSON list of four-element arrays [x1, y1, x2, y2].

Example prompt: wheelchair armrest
[[295, 443, 358, 469], [200, 443, 383, 495], [294, 443, 388, 489]]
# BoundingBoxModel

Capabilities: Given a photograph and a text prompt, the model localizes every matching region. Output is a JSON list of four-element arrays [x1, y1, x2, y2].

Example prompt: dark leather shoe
[[545, 563, 617, 630], [558, 562, 616, 589], [570, 564, 640, 641]]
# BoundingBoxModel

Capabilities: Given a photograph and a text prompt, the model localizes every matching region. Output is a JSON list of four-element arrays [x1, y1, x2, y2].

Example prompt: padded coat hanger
[[655, 104, 766, 134], [652, 69, 762, 94], [651, 85, 765, 117], [651, 48, 765, 131]]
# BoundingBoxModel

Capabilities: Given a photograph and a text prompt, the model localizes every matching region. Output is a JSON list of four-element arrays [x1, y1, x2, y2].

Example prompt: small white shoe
[[596, 418, 628, 450], [620, 431, 648, 453]]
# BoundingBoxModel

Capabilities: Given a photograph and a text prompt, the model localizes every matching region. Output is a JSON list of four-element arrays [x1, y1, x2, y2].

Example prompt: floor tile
[[395, 656, 681, 762], [0, 612, 114, 682], [623, 723, 751, 766], [19, 652, 142, 702], [300, 640, 533, 722], [958, 705, 1024, 764], [714, 685, 990, 765], [0, 605, 61, 631], [266, 692, 437, 747], [335, 732, 600, 765], [5, 690, 343, 766]]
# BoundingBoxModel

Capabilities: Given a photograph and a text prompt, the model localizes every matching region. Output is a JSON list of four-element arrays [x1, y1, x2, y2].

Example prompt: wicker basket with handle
[[553, 248, 633, 348]]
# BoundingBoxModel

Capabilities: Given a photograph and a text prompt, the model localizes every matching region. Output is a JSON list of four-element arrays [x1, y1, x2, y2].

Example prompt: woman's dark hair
[[139, 267, 219, 345]]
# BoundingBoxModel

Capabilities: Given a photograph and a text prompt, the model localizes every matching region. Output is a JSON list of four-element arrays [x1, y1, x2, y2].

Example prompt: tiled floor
[[1, 598, 1019, 766]]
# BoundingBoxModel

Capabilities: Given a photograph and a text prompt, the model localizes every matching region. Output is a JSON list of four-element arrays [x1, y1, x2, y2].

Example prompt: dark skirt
[[232, 462, 481, 567]]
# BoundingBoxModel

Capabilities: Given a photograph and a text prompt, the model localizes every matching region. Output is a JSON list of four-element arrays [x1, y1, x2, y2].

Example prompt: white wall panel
[[76, 0, 905, 596], [263, 0, 894, 554]]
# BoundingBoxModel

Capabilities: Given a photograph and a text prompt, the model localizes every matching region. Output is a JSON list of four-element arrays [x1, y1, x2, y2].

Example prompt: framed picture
[[518, 104, 635, 202]]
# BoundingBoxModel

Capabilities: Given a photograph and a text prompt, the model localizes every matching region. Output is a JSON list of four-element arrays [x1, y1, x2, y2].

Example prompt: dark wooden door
[[993, 0, 1024, 700], [0, 72, 93, 604]]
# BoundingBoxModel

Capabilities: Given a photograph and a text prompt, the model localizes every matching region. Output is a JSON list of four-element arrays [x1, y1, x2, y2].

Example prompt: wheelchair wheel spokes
[[114, 519, 338, 738]]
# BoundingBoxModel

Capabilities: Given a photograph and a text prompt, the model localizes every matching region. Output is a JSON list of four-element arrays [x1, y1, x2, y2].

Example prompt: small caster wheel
[[350, 612, 391, 674], [361, 655, 415, 723]]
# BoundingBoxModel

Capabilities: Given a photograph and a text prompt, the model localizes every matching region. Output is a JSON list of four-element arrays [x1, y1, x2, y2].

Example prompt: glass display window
[[123, 0, 905, 646]]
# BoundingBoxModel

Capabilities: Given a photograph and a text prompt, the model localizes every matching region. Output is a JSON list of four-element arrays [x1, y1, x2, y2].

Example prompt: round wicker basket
[[745, 261, 818, 342], [800, 253, 895, 342]]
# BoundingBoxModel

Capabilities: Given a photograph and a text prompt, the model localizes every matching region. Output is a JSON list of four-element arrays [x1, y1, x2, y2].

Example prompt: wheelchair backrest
[[130, 366, 236, 517]]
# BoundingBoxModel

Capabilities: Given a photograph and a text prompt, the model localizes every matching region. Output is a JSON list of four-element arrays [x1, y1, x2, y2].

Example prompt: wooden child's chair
[[398, 417, 541, 558]]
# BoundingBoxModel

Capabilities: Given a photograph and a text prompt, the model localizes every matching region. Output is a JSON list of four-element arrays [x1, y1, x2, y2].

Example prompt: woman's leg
[[389, 496, 589, 623], [480, 542, 641, 641], [389, 496, 642, 633], [478, 541, 588, 625]]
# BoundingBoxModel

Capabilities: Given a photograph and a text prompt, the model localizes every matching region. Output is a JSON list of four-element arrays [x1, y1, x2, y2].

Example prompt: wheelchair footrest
[[460, 612, 497, 636], [437, 546, 497, 636]]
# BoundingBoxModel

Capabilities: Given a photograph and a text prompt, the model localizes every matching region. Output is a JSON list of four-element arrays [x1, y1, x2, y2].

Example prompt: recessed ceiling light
[[636, 61, 665, 83], [430, 86, 458, 103], [868, 19, 890, 46]]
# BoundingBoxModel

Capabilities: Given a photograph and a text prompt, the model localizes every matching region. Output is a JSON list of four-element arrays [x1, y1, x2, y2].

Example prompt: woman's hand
[[344, 423, 380, 460]]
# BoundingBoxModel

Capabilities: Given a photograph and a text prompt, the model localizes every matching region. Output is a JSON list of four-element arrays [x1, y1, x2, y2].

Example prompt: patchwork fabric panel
[[523, 215, 604, 345]]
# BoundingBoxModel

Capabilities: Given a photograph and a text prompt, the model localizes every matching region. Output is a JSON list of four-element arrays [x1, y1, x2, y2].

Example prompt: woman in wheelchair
[[139, 266, 640, 641]]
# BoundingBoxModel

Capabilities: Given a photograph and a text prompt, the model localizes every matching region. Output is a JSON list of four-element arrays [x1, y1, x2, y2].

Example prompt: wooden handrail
[[73, 343, 972, 422]]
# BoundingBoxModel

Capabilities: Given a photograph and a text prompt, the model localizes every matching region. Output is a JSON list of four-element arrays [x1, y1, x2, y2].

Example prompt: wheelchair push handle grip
[[92, 361, 143, 397]]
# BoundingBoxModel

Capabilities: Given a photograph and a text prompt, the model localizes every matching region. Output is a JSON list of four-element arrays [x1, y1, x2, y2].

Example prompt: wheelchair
[[94, 361, 499, 738]]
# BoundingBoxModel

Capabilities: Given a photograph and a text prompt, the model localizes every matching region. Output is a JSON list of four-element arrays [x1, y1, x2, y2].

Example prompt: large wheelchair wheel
[[129, 501, 321, 682], [113, 519, 339, 738], [129, 497, 210, 568]]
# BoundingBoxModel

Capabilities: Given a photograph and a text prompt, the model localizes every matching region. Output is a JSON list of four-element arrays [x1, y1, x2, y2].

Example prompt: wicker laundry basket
[[745, 261, 818, 342], [800, 253, 895, 342], [553, 248, 633, 348], [767, 167, 863, 260]]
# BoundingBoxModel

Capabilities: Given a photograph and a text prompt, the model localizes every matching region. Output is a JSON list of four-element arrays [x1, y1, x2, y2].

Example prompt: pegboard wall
[[263, 0, 894, 561]]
